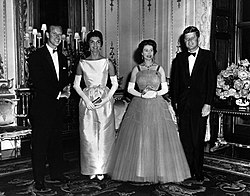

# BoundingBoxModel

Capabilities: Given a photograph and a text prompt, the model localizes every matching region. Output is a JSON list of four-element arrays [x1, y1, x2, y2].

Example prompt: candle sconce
[[62, 38, 90, 80], [23, 43, 36, 88], [23, 25, 90, 87]]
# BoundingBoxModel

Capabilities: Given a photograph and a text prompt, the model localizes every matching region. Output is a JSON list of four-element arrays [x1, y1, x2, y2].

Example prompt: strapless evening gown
[[108, 65, 191, 183]]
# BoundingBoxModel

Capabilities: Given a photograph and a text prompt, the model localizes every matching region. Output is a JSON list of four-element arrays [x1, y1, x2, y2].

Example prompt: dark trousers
[[178, 107, 207, 179], [30, 100, 65, 182]]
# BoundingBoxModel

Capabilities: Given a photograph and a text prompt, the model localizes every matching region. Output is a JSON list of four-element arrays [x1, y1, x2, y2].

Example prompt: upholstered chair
[[0, 98, 31, 158]]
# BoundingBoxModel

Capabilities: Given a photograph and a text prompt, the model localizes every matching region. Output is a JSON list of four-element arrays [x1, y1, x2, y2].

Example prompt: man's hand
[[202, 104, 211, 117], [60, 85, 71, 99]]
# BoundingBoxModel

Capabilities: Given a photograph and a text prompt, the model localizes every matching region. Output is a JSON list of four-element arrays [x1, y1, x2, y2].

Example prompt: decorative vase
[[235, 98, 249, 111]]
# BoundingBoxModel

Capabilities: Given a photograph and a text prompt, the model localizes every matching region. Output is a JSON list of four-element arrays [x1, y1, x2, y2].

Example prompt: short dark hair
[[47, 25, 62, 33], [86, 30, 103, 47], [183, 26, 200, 38], [138, 39, 157, 55]]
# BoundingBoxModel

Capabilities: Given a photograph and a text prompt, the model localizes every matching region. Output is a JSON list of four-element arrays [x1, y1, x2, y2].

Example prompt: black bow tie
[[53, 49, 57, 53], [188, 52, 196, 57]]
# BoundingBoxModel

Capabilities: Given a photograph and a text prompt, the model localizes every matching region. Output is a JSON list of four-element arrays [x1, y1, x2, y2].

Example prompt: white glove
[[156, 82, 168, 96], [142, 90, 157, 99]]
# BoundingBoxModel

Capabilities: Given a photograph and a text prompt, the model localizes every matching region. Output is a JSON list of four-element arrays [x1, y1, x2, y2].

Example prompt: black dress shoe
[[193, 179, 204, 185], [46, 176, 70, 184], [33, 181, 51, 193], [184, 176, 195, 181], [182, 176, 196, 184], [195, 175, 204, 181], [193, 175, 204, 185], [57, 176, 70, 183]]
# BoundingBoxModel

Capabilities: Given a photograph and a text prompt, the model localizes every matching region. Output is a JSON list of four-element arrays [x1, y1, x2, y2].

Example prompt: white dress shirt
[[46, 44, 61, 99], [46, 44, 59, 80], [188, 48, 199, 75]]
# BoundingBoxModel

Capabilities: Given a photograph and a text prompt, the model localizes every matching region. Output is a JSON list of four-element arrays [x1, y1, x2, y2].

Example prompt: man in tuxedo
[[170, 26, 217, 184], [28, 25, 70, 192]]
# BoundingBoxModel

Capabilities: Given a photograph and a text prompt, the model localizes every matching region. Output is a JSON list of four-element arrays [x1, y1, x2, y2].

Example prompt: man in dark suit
[[28, 25, 70, 192], [170, 26, 217, 184]]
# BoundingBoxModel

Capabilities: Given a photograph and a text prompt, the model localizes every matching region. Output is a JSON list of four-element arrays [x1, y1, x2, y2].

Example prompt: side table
[[210, 108, 250, 152]]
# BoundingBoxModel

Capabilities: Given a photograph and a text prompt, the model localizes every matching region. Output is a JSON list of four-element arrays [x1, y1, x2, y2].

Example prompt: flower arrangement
[[216, 59, 250, 105]]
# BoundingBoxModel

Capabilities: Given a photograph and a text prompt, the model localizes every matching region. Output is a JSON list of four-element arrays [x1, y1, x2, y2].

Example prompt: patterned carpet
[[0, 154, 250, 195], [204, 154, 250, 177]]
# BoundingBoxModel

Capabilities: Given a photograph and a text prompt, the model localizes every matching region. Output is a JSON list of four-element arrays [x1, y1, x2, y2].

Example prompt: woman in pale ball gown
[[73, 30, 118, 181], [108, 39, 190, 183]]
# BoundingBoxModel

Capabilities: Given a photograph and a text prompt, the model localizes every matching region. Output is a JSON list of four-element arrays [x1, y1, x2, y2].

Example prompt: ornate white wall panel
[[0, 0, 213, 93], [95, 0, 172, 87], [91, 0, 212, 88], [195, 0, 212, 50], [0, 0, 16, 93]]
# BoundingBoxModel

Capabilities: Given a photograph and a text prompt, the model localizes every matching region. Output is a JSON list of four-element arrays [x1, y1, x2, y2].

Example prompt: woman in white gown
[[73, 30, 118, 180]]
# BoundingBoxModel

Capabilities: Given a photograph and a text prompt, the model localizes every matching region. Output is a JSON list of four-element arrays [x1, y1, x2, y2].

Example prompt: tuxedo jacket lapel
[[191, 50, 202, 76], [43, 47, 59, 83], [58, 54, 65, 78], [184, 53, 191, 77]]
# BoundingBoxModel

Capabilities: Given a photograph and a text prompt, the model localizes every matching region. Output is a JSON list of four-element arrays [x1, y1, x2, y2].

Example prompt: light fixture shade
[[81, 26, 86, 33], [41, 24, 47, 31], [67, 28, 73, 35], [74, 32, 80, 39], [61, 34, 66, 40], [32, 29, 38, 34]]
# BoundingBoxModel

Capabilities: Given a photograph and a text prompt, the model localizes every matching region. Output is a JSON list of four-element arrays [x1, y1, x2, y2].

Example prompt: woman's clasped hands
[[142, 90, 157, 99], [84, 99, 96, 110], [93, 96, 110, 108], [84, 96, 110, 110]]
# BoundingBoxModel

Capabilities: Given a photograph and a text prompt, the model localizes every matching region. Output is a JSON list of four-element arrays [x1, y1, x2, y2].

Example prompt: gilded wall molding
[[115, 0, 120, 77], [0, 0, 7, 81], [0, 0, 14, 92], [15, 0, 34, 88], [104, 0, 120, 78], [147, 0, 152, 12], [142, 0, 145, 39], [0, 0, 18, 93], [153, 0, 156, 40], [16, 0, 25, 87], [170, 0, 174, 58], [104, 0, 107, 54], [195, 0, 212, 50], [110, 0, 114, 11]]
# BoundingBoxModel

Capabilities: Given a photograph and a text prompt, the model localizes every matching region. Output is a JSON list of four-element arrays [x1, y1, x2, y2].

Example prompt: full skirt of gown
[[108, 96, 190, 183], [79, 86, 116, 175]]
